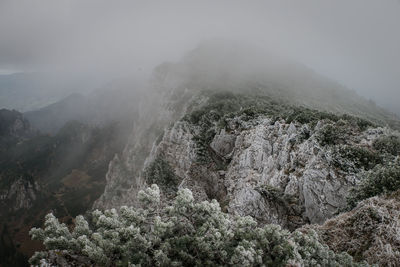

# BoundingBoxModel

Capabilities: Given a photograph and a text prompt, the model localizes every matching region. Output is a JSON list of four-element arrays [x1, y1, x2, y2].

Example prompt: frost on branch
[[30, 184, 363, 266]]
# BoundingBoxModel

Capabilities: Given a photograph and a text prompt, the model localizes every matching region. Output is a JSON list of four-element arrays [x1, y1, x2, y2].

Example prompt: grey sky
[[0, 0, 399, 114]]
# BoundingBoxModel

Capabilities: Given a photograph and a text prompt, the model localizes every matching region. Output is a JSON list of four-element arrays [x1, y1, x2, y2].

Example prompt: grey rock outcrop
[[93, 42, 400, 228], [159, 117, 393, 228], [93, 88, 199, 209], [0, 178, 39, 212], [96, 95, 395, 229]]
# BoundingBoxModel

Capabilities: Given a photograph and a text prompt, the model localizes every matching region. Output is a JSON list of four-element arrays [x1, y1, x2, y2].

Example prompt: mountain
[[95, 41, 400, 209], [3, 41, 400, 265], [24, 93, 88, 134], [0, 76, 147, 265], [152, 41, 400, 129], [0, 110, 131, 266], [0, 108, 33, 143], [24, 78, 146, 134], [0, 72, 101, 113], [90, 42, 400, 265]]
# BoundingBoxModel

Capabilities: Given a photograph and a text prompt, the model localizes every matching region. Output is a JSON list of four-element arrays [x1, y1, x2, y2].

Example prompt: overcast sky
[[0, 0, 399, 114]]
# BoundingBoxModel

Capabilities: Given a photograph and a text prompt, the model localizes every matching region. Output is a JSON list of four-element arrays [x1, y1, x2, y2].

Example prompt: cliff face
[[0, 113, 130, 265], [0, 178, 40, 212], [95, 43, 400, 229], [93, 87, 197, 209], [0, 109, 33, 151], [95, 89, 398, 230]]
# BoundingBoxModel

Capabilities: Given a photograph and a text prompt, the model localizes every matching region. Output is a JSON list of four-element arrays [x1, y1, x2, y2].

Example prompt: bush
[[256, 185, 298, 206], [285, 108, 373, 130], [317, 124, 347, 146], [29, 185, 362, 266], [286, 108, 339, 125], [184, 91, 375, 165], [332, 145, 381, 171], [346, 160, 400, 210], [144, 157, 180, 194], [306, 192, 400, 266], [373, 135, 400, 156]]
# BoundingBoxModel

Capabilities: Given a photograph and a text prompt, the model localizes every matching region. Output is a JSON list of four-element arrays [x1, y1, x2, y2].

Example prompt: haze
[[0, 0, 399, 114]]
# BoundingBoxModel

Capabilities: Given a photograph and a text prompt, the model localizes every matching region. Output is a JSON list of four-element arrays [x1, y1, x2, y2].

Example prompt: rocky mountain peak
[[0, 109, 32, 140]]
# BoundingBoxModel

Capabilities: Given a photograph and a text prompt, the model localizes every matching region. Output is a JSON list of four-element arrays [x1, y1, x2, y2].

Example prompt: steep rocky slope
[[0, 108, 33, 148], [100, 90, 398, 227], [95, 43, 400, 218], [302, 189, 400, 266], [91, 43, 400, 265], [4, 42, 397, 265], [0, 111, 131, 266]]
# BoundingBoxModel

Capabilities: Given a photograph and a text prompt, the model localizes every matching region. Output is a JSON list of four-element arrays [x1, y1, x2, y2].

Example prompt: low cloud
[[0, 0, 399, 114]]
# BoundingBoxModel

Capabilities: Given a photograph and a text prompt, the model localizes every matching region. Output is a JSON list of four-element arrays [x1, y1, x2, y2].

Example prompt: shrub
[[29, 185, 362, 266], [332, 145, 381, 171], [184, 91, 375, 165], [144, 157, 180, 194], [346, 160, 400, 210], [317, 124, 347, 146], [255, 185, 297, 206], [373, 135, 400, 156], [307, 192, 400, 266], [286, 108, 340, 125]]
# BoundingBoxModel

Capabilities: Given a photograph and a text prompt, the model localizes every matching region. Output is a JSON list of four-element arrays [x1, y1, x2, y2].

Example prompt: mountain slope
[[0, 72, 102, 113], [89, 43, 400, 265], [0, 110, 131, 266], [7, 42, 400, 265], [152, 42, 400, 129], [25, 80, 145, 134], [95, 41, 400, 212]]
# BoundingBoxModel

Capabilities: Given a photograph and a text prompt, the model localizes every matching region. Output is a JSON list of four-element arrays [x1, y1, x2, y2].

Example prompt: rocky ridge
[[96, 89, 398, 230], [90, 43, 400, 264]]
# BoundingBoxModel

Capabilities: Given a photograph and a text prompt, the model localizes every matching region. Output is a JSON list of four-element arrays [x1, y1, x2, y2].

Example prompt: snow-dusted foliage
[[346, 158, 400, 210], [29, 185, 364, 266], [304, 190, 400, 266]]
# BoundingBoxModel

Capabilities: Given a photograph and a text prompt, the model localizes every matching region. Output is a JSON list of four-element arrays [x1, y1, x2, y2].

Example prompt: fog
[[0, 0, 399, 114]]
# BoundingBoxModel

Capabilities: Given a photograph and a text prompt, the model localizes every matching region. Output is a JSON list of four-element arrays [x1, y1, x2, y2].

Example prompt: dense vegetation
[[346, 160, 400, 210], [30, 184, 364, 266], [331, 145, 382, 172], [183, 91, 374, 164], [331, 134, 400, 210], [144, 156, 181, 195], [373, 135, 400, 156]]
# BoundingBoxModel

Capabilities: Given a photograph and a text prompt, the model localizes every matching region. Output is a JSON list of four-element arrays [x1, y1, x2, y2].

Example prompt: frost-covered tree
[[30, 184, 363, 266]]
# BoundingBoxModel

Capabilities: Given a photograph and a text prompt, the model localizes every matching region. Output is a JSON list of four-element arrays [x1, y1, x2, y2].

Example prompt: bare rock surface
[[96, 90, 395, 229]]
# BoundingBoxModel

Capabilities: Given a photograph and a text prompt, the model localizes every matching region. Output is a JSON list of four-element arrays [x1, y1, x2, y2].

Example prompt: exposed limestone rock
[[93, 88, 199, 209], [95, 90, 398, 231], [210, 130, 236, 158], [134, 115, 392, 229], [0, 178, 39, 211]]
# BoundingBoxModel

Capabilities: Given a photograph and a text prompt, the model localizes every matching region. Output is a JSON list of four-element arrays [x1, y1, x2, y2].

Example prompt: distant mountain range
[[0, 72, 103, 113], [24, 83, 144, 134]]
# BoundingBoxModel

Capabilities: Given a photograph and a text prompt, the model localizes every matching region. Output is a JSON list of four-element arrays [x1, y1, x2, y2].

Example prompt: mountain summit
[[3, 42, 400, 266]]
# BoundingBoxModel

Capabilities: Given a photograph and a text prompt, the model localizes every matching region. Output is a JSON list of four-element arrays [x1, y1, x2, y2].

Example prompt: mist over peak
[[0, 0, 399, 114], [2, 2, 400, 266], [146, 40, 399, 129]]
